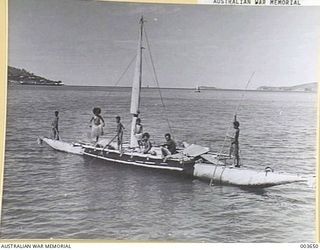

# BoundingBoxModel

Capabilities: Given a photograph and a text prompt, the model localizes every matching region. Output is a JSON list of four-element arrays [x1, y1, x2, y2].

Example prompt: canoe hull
[[39, 137, 304, 188], [193, 163, 304, 187], [39, 137, 84, 155], [83, 145, 195, 175]]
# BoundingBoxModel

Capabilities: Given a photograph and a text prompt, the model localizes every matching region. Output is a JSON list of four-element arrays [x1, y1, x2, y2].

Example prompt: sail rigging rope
[[87, 55, 136, 143], [143, 27, 174, 138], [104, 54, 137, 99]]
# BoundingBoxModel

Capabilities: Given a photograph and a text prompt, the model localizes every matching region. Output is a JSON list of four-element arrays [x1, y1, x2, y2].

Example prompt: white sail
[[195, 85, 200, 92], [130, 17, 144, 148]]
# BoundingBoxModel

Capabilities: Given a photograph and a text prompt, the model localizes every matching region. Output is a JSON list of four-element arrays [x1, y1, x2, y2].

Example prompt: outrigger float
[[39, 17, 304, 188]]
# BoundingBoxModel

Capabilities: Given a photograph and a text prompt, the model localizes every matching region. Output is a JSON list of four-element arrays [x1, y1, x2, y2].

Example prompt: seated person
[[140, 132, 152, 154], [161, 133, 177, 157]]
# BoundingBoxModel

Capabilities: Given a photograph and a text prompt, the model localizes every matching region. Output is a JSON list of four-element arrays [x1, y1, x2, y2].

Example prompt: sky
[[8, 0, 320, 89]]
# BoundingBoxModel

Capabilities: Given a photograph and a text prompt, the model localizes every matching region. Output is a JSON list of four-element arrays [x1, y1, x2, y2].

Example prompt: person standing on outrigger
[[51, 111, 59, 140], [90, 107, 105, 143], [229, 118, 240, 168]]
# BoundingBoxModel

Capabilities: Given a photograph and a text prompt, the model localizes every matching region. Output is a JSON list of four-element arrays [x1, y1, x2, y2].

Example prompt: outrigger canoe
[[38, 17, 306, 188], [38, 137, 304, 188]]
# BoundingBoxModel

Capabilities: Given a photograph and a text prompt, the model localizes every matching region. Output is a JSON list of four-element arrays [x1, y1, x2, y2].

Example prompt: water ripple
[[1, 86, 316, 242]]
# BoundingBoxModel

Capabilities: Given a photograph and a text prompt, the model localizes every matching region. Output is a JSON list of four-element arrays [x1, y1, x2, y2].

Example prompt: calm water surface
[[0, 85, 316, 242]]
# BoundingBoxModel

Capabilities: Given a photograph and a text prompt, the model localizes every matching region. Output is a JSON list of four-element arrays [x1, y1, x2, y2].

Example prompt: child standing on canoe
[[90, 107, 105, 143], [134, 118, 143, 146], [228, 117, 240, 168], [116, 116, 125, 150], [51, 111, 59, 140]]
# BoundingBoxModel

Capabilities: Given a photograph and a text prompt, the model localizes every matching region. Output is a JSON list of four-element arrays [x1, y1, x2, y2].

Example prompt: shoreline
[[7, 84, 317, 93]]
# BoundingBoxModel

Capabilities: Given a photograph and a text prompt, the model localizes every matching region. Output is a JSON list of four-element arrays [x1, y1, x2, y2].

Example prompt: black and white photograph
[[1, 0, 319, 242]]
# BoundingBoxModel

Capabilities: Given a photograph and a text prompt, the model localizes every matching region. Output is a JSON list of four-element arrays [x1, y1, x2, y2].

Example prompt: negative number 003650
[[300, 244, 319, 248]]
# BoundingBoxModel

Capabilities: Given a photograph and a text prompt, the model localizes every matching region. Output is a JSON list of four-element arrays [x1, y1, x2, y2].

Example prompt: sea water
[[0, 85, 316, 242]]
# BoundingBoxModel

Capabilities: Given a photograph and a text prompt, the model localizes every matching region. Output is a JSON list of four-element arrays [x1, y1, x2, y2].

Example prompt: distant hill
[[192, 86, 217, 90], [257, 82, 317, 92], [198, 86, 217, 90], [8, 66, 63, 86]]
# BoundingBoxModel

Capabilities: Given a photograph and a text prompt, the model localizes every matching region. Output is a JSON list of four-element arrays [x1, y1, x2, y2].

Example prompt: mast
[[130, 16, 144, 148]]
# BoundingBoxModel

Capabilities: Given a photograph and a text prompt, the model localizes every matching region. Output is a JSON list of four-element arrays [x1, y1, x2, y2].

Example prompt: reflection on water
[[1, 85, 316, 242]]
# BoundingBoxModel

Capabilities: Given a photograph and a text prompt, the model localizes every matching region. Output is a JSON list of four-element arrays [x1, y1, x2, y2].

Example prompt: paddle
[[101, 134, 119, 152]]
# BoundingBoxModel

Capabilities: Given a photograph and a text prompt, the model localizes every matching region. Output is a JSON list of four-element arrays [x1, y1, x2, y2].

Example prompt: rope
[[143, 27, 174, 138], [234, 71, 255, 116], [209, 165, 218, 186], [209, 72, 255, 186], [104, 54, 137, 99], [219, 71, 255, 157], [87, 55, 136, 142]]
